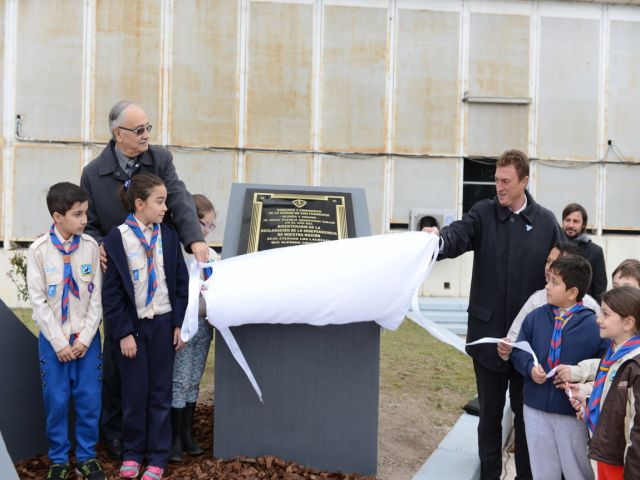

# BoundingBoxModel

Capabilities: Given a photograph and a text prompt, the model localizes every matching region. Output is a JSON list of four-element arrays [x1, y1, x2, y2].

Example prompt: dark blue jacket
[[511, 304, 608, 416], [439, 190, 564, 372], [101, 223, 188, 342]]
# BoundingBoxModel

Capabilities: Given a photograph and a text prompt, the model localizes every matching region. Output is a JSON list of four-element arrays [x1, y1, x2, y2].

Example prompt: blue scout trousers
[[115, 312, 175, 468], [39, 332, 102, 464]]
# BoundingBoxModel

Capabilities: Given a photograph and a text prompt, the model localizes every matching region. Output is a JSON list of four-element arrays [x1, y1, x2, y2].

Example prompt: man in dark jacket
[[562, 203, 607, 302], [80, 100, 208, 458], [424, 150, 563, 480]]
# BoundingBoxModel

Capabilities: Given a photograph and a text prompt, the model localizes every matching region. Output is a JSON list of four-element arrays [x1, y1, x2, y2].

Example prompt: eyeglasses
[[118, 123, 152, 136], [199, 220, 216, 232]]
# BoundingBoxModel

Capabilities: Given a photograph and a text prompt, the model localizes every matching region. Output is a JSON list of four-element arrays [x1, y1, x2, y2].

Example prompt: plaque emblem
[[292, 199, 307, 209]]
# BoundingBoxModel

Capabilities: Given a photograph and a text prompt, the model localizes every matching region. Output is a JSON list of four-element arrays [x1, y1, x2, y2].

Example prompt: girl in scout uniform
[[170, 194, 217, 462], [568, 286, 640, 480], [102, 173, 188, 480]]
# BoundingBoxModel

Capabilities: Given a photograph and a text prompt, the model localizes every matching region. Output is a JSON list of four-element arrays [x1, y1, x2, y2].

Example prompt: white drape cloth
[[183, 232, 441, 401]]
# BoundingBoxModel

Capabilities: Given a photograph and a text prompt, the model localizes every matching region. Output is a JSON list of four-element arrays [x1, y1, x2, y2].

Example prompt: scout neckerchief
[[586, 335, 640, 434], [49, 224, 80, 323], [547, 302, 584, 370], [203, 266, 213, 281], [125, 213, 159, 306]]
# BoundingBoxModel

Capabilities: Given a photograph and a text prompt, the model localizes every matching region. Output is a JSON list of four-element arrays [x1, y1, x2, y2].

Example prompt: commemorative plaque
[[238, 190, 356, 253], [214, 184, 379, 476]]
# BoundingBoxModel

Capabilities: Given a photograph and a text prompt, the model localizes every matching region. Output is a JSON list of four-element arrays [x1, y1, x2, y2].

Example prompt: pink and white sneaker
[[119, 460, 141, 479], [140, 465, 164, 480]]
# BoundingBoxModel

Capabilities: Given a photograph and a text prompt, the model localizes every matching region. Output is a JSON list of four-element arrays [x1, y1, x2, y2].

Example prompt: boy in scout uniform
[[27, 182, 105, 480]]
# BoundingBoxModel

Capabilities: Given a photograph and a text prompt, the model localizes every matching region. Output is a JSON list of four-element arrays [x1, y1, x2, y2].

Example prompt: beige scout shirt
[[27, 228, 102, 353], [118, 216, 171, 319]]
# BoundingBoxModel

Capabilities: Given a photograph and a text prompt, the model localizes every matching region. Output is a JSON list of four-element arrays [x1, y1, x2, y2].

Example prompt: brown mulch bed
[[15, 405, 375, 479]]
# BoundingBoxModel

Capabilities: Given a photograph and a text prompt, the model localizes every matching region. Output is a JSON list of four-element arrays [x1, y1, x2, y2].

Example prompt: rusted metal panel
[[15, 0, 83, 141], [605, 164, 640, 230], [393, 9, 460, 155], [467, 104, 528, 156], [468, 13, 530, 98], [12, 146, 83, 240], [0, 0, 5, 139], [608, 20, 640, 162], [93, 0, 162, 143], [171, 0, 239, 147], [0, 152, 3, 240], [535, 162, 598, 226], [391, 157, 458, 223], [244, 152, 312, 187], [246, 2, 313, 150], [321, 6, 387, 153], [319, 154, 385, 234], [171, 150, 236, 245], [537, 17, 600, 160]]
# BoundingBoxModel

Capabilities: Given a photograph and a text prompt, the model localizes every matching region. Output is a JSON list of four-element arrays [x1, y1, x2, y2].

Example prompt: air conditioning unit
[[409, 208, 457, 231]]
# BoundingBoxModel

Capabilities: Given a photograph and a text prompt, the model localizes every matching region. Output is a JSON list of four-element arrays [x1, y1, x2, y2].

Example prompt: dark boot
[[182, 402, 204, 456], [169, 407, 184, 463]]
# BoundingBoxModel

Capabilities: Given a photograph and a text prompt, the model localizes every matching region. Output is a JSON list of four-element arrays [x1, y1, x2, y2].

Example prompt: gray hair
[[108, 100, 137, 136]]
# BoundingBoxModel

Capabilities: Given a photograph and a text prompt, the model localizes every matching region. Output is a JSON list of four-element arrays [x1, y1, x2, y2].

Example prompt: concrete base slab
[[413, 399, 513, 480], [0, 432, 20, 480]]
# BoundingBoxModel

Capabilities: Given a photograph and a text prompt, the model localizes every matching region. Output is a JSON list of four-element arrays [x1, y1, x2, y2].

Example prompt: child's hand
[[531, 365, 547, 384], [99, 244, 108, 272], [570, 396, 587, 419], [71, 341, 88, 358], [120, 335, 137, 358], [552, 364, 572, 385], [497, 338, 513, 359], [558, 383, 587, 404], [56, 344, 76, 363], [174, 327, 185, 351]]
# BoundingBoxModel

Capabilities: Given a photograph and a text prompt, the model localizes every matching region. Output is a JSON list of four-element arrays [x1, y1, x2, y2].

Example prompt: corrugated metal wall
[[2, 0, 640, 246]]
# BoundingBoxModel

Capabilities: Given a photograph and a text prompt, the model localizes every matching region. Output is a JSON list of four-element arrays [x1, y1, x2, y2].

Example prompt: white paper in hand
[[465, 337, 540, 366]]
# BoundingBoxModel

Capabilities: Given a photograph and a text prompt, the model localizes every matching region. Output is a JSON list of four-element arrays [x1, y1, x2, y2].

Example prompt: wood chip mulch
[[14, 404, 376, 479]]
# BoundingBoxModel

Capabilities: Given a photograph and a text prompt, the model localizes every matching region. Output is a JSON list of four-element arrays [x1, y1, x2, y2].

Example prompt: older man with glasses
[[80, 100, 209, 459]]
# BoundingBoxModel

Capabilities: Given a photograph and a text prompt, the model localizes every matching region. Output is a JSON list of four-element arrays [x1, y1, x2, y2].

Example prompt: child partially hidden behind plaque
[[170, 194, 219, 462]]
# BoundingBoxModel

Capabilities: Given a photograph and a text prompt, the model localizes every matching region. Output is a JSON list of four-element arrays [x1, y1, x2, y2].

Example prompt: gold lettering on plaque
[[246, 192, 350, 253]]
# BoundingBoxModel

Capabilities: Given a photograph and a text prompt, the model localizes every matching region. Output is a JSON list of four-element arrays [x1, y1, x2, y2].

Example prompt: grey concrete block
[[413, 400, 513, 480], [437, 413, 479, 455], [0, 432, 20, 480]]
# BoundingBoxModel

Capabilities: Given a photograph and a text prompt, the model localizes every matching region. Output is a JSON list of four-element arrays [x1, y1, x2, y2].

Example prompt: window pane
[[463, 157, 496, 182], [463, 184, 495, 213]]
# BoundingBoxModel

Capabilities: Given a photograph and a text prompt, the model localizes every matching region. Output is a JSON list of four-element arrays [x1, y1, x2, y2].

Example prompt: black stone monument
[[213, 184, 379, 475], [0, 299, 48, 462]]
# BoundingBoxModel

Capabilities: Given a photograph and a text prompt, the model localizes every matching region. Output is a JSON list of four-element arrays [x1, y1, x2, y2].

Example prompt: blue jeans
[[39, 332, 102, 464]]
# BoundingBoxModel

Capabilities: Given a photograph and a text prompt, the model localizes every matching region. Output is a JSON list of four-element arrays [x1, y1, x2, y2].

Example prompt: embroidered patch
[[88, 282, 94, 293], [618, 380, 628, 390], [81, 264, 92, 275], [525, 224, 533, 232], [44, 265, 57, 273], [47, 285, 57, 297], [133, 269, 140, 281]]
